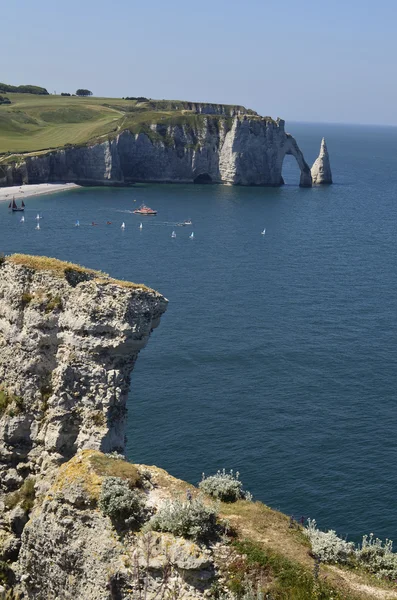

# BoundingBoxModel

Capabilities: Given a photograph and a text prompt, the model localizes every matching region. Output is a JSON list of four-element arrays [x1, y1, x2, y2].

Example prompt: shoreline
[[0, 183, 80, 203]]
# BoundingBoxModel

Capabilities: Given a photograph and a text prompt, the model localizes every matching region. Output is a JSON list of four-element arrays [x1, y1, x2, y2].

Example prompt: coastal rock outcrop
[[311, 137, 332, 184], [15, 451, 217, 600], [0, 255, 167, 477], [3, 114, 312, 187]]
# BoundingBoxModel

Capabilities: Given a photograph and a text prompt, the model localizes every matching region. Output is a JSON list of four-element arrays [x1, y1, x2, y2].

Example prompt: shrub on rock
[[199, 469, 252, 502], [147, 496, 218, 542], [305, 519, 355, 564], [99, 476, 146, 528]]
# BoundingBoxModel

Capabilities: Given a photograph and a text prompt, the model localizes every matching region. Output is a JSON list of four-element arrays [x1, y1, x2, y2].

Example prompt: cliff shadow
[[193, 173, 212, 184]]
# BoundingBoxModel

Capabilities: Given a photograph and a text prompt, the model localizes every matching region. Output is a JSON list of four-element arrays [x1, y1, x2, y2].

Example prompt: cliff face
[[3, 115, 312, 187], [0, 256, 167, 479]]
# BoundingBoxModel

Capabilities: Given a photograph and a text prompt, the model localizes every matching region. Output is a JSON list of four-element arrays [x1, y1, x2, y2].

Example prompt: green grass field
[[0, 93, 131, 154], [0, 93, 259, 158]]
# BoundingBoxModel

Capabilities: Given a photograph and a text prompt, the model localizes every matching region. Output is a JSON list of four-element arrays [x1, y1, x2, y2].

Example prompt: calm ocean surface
[[1, 122, 396, 542]]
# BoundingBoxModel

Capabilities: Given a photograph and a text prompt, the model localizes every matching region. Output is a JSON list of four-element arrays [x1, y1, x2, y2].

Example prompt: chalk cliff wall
[[0, 256, 221, 600], [2, 115, 312, 188], [0, 256, 167, 480]]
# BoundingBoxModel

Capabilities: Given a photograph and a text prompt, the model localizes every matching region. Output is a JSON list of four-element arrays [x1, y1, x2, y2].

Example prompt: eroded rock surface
[[15, 451, 219, 600], [0, 255, 167, 478], [311, 137, 332, 184]]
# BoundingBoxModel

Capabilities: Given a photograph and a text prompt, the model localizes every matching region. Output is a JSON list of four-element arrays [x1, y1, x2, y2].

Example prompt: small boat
[[91, 222, 98, 226], [189, 232, 194, 239], [36, 223, 40, 230], [121, 222, 126, 230], [106, 221, 112, 225], [261, 228, 266, 235], [133, 204, 157, 216], [181, 219, 192, 226], [75, 220, 80, 227], [171, 231, 176, 238], [9, 198, 25, 212], [20, 216, 25, 223], [139, 223, 143, 230]]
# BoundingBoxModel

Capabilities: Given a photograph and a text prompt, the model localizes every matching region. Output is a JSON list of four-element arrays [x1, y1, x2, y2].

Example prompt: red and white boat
[[133, 204, 157, 216]]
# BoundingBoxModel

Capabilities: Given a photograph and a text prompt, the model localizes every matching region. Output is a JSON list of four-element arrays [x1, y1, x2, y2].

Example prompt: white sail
[[171, 231, 176, 238], [36, 223, 40, 230], [20, 216, 25, 223], [139, 222, 143, 230], [75, 220, 80, 227], [36, 214, 40, 220], [261, 228, 266, 235], [189, 232, 194, 239], [121, 222, 126, 229]]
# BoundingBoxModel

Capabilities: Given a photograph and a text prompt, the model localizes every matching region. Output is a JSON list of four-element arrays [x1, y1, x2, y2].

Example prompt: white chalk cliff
[[311, 137, 332, 184], [2, 111, 312, 188]]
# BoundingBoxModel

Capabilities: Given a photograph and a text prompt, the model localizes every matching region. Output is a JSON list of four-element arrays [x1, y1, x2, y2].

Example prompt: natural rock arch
[[282, 135, 312, 187]]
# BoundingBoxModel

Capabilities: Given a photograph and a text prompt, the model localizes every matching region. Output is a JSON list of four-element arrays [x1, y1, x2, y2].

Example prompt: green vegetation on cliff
[[0, 92, 264, 157]]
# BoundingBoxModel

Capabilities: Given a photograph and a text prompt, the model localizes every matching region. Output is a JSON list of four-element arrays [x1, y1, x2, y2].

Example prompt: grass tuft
[[6, 254, 153, 292], [89, 453, 141, 488], [5, 478, 36, 513]]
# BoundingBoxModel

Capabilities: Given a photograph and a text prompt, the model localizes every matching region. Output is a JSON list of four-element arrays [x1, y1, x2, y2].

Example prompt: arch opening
[[281, 154, 302, 186], [194, 173, 212, 184]]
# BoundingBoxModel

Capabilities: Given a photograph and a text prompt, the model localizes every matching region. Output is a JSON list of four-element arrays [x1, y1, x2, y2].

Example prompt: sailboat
[[261, 228, 266, 235], [189, 232, 194, 239], [20, 216, 25, 223], [36, 213, 41, 220], [171, 231, 176, 238], [35, 223, 40, 230], [139, 222, 143, 230], [9, 198, 25, 212], [121, 222, 126, 230], [75, 220, 80, 227]]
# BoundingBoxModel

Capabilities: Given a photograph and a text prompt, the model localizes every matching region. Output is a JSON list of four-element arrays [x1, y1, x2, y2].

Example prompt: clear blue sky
[[2, 0, 397, 125]]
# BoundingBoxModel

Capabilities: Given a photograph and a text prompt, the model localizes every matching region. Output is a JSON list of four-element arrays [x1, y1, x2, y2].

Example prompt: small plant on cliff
[[90, 410, 107, 427], [99, 476, 146, 528], [355, 533, 397, 580], [199, 469, 252, 503], [0, 387, 24, 417], [45, 294, 63, 313], [305, 519, 355, 565], [147, 496, 219, 542], [21, 292, 33, 308], [5, 478, 36, 513]]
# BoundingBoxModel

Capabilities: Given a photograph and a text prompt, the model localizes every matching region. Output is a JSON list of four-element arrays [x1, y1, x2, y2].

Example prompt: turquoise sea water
[[1, 122, 396, 542]]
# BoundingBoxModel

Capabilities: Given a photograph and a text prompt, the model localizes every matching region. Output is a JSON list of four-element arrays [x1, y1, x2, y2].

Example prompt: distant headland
[[0, 84, 332, 189]]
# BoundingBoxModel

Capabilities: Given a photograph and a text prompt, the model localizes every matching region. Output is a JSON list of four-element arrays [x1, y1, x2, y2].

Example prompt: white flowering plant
[[356, 533, 397, 580], [199, 469, 252, 503], [304, 519, 355, 564], [147, 496, 219, 542]]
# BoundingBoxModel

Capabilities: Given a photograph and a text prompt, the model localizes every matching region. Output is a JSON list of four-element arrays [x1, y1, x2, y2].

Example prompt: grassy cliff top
[[41, 450, 397, 600], [5, 254, 154, 291], [0, 93, 272, 157]]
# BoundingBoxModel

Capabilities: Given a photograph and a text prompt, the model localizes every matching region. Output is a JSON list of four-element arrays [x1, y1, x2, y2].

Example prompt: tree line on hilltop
[[0, 83, 49, 95]]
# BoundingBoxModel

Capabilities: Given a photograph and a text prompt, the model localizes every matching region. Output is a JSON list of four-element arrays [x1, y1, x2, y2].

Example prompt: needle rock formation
[[311, 138, 332, 184]]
